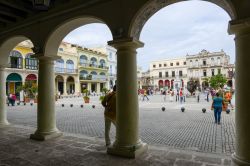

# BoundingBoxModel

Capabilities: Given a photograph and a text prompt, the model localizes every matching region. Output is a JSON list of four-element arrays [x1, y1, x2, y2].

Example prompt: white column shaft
[[0, 67, 9, 125], [234, 32, 250, 164], [37, 59, 57, 133], [116, 46, 139, 146]]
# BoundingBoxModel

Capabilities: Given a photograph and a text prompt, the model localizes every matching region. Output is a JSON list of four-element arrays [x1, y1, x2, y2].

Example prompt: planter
[[84, 98, 90, 103], [24, 98, 30, 103]]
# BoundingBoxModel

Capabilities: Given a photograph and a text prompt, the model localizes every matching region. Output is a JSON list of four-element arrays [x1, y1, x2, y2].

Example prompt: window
[[165, 72, 168, 77], [164, 64, 167, 67], [203, 70, 207, 77], [80, 55, 88, 65], [183, 62, 186, 65], [55, 59, 64, 72], [59, 48, 63, 51], [99, 59, 106, 68], [179, 71, 183, 76], [211, 69, 215, 76], [153, 64, 156, 68], [66, 60, 74, 73], [159, 64, 162, 67], [203, 60, 206, 66], [159, 72, 162, 78], [109, 52, 112, 60], [90, 57, 97, 67], [218, 68, 221, 74], [80, 70, 88, 79], [110, 65, 112, 74], [195, 59, 199, 66], [25, 53, 38, 70], [176, 62, 179, 66], [170, 63, 173, 66], [172, 71, 175, 77], [10, 50, 23, 69], [217, 57, 221, 65], [211, 58, 214, 65]]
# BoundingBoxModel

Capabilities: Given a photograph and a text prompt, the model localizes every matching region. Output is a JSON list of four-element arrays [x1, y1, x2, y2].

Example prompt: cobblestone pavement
[[0, 125, 232, 166], [6, 94, 235, 156]]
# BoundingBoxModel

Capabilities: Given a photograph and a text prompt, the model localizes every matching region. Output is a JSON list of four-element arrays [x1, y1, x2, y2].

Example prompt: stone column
[[30, 56, 62, 140], [97, 83, 100, 93], [63, 78, 67, 95], [107, 38, 148, 158], [229, 19, 250, 165], [0, 66, 9, 126]]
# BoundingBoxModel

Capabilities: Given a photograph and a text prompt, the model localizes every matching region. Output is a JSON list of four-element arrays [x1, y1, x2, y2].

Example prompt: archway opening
[[136, 1, 235, 154]]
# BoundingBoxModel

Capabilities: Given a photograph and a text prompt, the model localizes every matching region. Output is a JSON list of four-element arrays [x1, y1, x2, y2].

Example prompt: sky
[[63, 1, 235, 71]]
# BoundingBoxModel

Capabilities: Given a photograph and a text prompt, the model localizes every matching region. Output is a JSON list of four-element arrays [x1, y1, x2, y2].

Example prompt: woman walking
[[211, 93, 224, 125]]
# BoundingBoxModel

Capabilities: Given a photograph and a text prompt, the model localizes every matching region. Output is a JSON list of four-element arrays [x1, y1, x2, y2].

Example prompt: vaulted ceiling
[[0, 0, 70, 30]]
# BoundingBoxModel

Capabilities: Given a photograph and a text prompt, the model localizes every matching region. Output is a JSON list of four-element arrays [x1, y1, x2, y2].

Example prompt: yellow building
[[6, 41, 109, 97]]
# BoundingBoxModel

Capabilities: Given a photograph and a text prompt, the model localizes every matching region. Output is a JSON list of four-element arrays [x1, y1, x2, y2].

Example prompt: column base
[[232, 153, 250, 165], [30, 130, 63, 141], [0, 121, 9, 126], [107, 140, 148, 158]]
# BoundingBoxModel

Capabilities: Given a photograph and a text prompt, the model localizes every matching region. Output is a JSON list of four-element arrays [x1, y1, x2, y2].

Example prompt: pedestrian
[[142, 89, 149, 101], [101, 85, 116, 147], [169, 89, 174, 102], [195, 88, 200, 103], [179, 88, 184, 104], [11, 93, 16, 106], [176, 89, 180, 101], [211, 92, 224, 125], [206, 89, 210, 102], [225, 90, 234, 109]]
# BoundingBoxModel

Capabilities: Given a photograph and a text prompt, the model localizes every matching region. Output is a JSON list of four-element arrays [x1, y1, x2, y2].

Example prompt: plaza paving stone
[[5, 94, 235, 160], [0, 125, 232, 166]]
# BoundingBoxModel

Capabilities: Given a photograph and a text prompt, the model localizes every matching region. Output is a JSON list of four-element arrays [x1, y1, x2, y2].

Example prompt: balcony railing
[[55, 67, 77, 73], [80, 75, 107, 81], [152, 74, 188, 79], [79, 62, 109, 70]]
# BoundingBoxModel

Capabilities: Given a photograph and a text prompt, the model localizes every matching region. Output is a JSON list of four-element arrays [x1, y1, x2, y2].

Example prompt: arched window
[[25, 53, 38, 70], [80, 70, 88, 80], [99, 59, 106, 68], [66, 60, 74, 73], [90, 57, 97, 67], [10, 50, 23, 69], [55, 59, 64, 72], [90, 71, 97, 75], [217, 57, 221, 65], [80, 55, 88, 65], [211, 58, 214, 66]]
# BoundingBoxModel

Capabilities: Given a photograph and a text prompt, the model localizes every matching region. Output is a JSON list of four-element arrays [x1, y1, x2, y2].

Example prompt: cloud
[[137, 1, 235, 71], [63, 1, 235, 71]]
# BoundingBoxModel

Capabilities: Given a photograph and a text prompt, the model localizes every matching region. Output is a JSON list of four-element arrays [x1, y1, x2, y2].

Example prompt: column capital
[[108, 37, 144, 49], [33, 54, 61, 61], [0, 64, 8, 69], [228, 18, 250, 35]]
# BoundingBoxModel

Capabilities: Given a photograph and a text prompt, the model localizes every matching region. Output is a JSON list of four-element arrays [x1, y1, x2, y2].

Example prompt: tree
[[209, 74, 227, 89], [187, 78, 200, 94]]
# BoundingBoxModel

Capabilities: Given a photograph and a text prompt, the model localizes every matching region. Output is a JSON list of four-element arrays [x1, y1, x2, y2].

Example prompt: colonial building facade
[[6, 40, 112, 97], [145, 50, 234, 90]]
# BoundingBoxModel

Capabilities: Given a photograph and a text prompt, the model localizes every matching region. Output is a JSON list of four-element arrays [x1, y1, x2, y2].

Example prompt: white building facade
[[92, 45, 117, 89], [148, 50, 234, 90]]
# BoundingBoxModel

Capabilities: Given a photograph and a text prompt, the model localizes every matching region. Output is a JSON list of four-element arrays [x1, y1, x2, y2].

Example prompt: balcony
[[55, 67, 78, 73], [80, 75, 107, 81], [79, 62, 109, 70], [152, 74, 187, 79]]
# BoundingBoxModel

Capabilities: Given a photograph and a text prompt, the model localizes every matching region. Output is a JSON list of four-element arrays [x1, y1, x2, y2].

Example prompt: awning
[[6, 73, 22, 82], [25, 74, 37, 81]]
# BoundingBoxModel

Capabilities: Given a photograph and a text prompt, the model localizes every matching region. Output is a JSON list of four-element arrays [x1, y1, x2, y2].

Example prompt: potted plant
[[99, 87, 108, 101], [16, 82, 38, 103], [83, 89, 90, 103]]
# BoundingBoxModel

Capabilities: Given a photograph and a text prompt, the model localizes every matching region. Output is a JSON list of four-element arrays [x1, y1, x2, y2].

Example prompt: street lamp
[[33, 0, 51, 10]]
